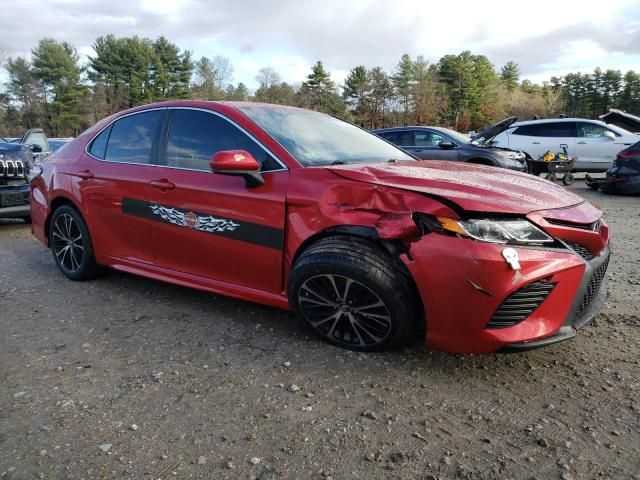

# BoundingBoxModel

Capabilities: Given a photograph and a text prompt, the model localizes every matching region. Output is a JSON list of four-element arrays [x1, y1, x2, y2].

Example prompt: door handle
[[76, 169, 94, 180], [149, 179, 176, 191], [577, 141, 587, 144], [532, 142, 541, 144]]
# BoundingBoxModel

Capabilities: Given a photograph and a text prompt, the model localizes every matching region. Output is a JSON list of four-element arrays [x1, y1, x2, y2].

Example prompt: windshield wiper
[[329, 160, 346, 165]]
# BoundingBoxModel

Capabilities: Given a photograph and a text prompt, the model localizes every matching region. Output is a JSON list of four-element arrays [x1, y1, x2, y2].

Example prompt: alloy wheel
[[52, 213, 84, 273], [298, 274, 392, 348]]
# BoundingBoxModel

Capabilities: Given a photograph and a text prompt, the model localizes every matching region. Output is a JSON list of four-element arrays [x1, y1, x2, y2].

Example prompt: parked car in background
[[585, 139, 640, 195], [48, 137, 73, 152], [373, 118, 527, 171], [490, 118, 638, 172], [0, 134, 33, 221], [30, 101, 610, 354], [599, 109, 640, 134], [6, 128, 51, 159]]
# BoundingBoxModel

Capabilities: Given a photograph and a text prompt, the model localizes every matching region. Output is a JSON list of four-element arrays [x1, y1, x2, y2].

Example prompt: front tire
[[49, 205, 103, 280], [288, 236, 418, 351]]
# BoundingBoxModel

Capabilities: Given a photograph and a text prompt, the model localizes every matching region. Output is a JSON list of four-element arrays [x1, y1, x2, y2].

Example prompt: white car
[[490, 118, 638, 172]]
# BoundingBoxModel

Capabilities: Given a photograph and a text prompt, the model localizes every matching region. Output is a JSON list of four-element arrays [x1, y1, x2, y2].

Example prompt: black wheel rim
[[52, 213, 84, 273], [298, 274, 392, 348]]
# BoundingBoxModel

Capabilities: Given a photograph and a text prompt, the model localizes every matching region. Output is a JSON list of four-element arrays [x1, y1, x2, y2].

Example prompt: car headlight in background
[[26, 163, 43, 182], [414, 214, 554, 245], [495, 150, 525, 161]]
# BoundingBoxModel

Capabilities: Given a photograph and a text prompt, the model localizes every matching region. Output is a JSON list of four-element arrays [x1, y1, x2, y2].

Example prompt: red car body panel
[[30, 100, 611, 354]]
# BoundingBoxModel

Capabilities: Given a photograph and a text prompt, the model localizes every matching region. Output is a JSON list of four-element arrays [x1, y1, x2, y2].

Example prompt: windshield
[[0, 135, 6, 143], [432, 127, 471, 145], [237, 105, 414, 166]]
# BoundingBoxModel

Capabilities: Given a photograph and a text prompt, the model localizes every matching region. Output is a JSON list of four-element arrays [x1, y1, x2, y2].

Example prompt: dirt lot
[[1, 182, 639, 480]]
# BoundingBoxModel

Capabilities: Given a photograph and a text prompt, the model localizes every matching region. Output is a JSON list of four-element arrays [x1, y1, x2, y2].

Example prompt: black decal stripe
[[122, 197, 283, 250]]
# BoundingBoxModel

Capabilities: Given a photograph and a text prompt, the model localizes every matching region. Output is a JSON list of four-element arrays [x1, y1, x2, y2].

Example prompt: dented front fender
[[284, 168, 458, 276]]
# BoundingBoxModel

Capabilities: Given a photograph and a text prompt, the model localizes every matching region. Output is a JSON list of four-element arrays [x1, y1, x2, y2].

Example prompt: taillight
[[618, 149, 639, 159], [607, 176, 628, 184]]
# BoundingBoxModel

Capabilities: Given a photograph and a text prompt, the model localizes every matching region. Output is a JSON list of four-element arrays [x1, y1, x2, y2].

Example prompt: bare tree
[[0, 44, 11, 72], [256, 67, 281, 89]]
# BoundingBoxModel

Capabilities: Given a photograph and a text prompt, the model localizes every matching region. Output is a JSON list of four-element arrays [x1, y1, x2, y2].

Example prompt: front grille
[[487, 280, 556, 329], [576, 255, 610, 320], [547, 218, 600, 231], [565, 241, 593, 261], [0, 159, 26, 178]]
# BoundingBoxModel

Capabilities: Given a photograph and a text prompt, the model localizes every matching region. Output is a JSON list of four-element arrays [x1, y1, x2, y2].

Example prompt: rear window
[[512, 125, 541, 136], [104, 110, 164, 164], [89, 125, 112, 159], [380, 131, 413, 147]]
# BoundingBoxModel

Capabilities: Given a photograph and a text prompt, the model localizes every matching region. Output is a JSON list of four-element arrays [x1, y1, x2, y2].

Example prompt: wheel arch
[[289, 226, 424, 319], [45, 196, 84, 245]]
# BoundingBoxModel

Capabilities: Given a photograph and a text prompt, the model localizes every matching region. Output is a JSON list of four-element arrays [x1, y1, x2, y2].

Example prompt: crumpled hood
[[326, 161, 585, 214]]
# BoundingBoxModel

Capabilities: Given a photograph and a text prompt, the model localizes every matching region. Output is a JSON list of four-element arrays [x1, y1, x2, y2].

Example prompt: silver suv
[[491, 118, 638, 172]]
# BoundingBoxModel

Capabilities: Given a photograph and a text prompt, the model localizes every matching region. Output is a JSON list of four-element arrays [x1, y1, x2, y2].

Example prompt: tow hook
[[502, 247, 521, 270]]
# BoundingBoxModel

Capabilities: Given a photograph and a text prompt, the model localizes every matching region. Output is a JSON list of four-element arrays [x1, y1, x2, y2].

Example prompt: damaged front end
[[286, 165, 610, 354]]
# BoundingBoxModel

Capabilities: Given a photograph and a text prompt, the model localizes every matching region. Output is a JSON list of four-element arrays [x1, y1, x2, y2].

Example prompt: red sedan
[[30, 101, 611, 353]]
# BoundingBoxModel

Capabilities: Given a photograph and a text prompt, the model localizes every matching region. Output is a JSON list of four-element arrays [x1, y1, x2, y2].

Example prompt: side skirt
[[97, 254, 291, 311]]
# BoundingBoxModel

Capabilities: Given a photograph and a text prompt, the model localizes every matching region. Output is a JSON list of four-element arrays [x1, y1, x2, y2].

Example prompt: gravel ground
[[1, 182, 639, 480]]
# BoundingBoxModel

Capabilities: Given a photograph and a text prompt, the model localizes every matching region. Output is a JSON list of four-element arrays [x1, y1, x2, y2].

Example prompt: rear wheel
[[49, 205, 103, 280], [562, 173, 575, 186], [288, 236, 418, 351]]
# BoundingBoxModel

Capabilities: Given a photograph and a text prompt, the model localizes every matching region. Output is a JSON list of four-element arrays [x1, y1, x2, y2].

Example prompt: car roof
[[373, 126, 438, 132], [511, 118, 606, 127]]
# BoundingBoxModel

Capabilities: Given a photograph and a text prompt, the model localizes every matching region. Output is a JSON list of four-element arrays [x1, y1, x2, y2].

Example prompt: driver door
[[574, 122, 620, 171], [143, 108, 289, 293], [409, 130, 459, 160]]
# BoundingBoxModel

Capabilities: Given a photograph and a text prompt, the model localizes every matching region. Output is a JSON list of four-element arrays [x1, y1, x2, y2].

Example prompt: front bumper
[[498, 246, 609, 352], [0, 183, 30, 218], [401, 223, 610, 354]]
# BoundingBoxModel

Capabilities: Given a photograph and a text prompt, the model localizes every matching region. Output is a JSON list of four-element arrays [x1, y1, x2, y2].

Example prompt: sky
[[0, 0, 639, 90]]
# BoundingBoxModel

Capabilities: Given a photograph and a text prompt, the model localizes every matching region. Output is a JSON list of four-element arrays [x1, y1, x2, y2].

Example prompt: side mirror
[[604, 131, 616, 141], [29, 144, 43, 153], [438, 141, 456, 150], [209, 150, 264, 188]]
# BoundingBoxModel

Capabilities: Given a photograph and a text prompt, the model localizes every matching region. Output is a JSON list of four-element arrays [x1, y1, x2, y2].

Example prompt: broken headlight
[[414, 214, 553, 245]]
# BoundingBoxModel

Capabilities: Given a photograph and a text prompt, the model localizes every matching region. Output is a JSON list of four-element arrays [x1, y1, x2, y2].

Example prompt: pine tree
[[31, 39, 87, 135], [392, 54, 415, 125], [500, 61, 520, 91]]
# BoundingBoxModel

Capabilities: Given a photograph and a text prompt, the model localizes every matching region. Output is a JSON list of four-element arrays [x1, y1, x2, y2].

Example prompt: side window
[[379, 132, 398, 144], [105, 110, 164, 164], [539, 122, 576, 138], [166, 109, 282, 172], [415, 131, 433, 147], [431, 133, 448, 146], [89, 125, 112, 159], [25, 132, 49, 152], [396, 131, 413, 147], [577, 123, 614, 137], [512, 125, 541, 136]]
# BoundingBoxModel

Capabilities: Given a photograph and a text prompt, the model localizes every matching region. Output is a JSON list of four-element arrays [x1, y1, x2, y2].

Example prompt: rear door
[[574, 122, 620, 171], [510, 122, 576, 160], [378, 131, 414, 154], [80, 109, 165, 264], [144, 108, 288, 293]]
